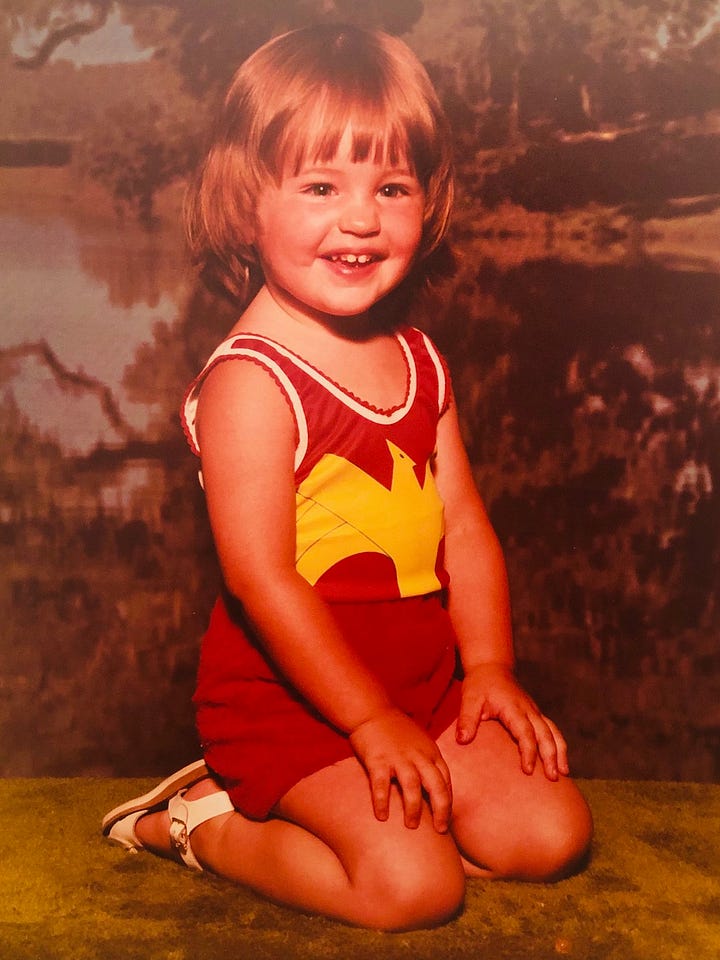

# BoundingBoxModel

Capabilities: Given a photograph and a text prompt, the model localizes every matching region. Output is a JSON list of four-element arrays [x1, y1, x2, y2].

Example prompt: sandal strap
[[168, 789, 234, 871], [102, 759, 209, 836], [106, 810, 145, 852]]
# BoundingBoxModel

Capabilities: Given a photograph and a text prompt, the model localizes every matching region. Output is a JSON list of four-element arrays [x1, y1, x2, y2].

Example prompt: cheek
[[398, 209, 424, 254], [259, 205, 323, 257]]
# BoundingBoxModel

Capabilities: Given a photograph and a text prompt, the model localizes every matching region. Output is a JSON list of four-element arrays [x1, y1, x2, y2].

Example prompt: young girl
[[102, 24, 592, 931]]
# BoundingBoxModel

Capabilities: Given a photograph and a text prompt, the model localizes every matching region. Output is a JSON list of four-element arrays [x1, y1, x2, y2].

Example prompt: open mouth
[[325, 253, 378, 266]]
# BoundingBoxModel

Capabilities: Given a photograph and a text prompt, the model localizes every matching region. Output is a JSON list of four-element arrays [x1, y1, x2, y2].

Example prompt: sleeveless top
[[181, 326, 451, 604]]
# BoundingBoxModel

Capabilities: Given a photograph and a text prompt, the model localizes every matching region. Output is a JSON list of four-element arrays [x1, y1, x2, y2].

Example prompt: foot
[[135, 776, 235, 871], [133, 774, 227, 840], [102, 759, 209, 851]]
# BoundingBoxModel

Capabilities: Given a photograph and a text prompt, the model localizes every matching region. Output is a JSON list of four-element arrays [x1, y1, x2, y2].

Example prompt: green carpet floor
[[0, 779, 718, 960]]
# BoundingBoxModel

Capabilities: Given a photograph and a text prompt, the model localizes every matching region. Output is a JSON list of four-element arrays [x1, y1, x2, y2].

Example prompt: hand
[[456, 663, 570, 781], [349, 707, 453, 833]]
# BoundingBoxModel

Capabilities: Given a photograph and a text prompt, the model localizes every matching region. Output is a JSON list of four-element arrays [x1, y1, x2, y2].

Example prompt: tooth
[[328, 253, 374, 264]]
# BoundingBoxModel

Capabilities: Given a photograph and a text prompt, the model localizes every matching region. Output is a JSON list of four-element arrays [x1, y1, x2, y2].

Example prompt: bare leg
[[438, 719, 593, 881], [137, 757, 465, 931]]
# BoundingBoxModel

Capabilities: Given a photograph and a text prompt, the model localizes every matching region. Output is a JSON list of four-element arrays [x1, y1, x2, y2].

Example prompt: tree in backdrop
[[416, 0, 720, 144], [82, 98, 203, 227], [6, 1, 424, 90], [3, 0, 424, 222]]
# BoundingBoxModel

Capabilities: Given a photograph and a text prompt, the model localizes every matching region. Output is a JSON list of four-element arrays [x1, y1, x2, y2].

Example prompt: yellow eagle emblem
[[295, 440, 444, 597]]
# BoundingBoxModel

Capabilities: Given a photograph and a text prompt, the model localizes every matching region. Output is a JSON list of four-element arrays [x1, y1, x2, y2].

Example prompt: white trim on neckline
[[226, 332, 417, 424]]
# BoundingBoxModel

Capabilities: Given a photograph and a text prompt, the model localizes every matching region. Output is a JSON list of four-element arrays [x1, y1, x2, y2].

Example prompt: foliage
[[3, 0, 424, 92], [412, 0, 720, 150], [1, 0, 425, 222], [80, 97, 202, 226]]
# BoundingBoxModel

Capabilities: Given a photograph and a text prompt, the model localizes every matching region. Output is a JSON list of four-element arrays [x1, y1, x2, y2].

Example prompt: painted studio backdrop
[[1, 1, 718, 782]]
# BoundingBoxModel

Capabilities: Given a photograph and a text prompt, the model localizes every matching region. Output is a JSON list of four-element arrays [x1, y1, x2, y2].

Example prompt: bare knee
[[358, 851, 465, 931], [500, 788, 593, 883]]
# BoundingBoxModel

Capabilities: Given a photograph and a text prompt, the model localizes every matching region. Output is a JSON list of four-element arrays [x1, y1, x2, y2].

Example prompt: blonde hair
[[186, 24, 454, 305]]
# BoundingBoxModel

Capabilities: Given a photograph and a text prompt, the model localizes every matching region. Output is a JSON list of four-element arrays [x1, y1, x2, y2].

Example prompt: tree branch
[[13, 1, 113, 70], [1, 340, 139, 442]]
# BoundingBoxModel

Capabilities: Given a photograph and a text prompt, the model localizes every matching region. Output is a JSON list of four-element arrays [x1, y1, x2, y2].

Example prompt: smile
[[325, 253, 377, 265]]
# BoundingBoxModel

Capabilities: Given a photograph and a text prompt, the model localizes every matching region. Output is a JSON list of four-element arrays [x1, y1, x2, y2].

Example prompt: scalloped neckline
[[228, 330, 415, 418]]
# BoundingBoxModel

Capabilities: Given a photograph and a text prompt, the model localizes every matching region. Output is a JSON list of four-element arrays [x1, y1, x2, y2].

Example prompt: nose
[[338, 195, 380, 236]]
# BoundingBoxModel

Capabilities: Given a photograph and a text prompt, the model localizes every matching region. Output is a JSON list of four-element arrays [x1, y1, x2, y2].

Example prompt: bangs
[[259, 88, 438, 183]]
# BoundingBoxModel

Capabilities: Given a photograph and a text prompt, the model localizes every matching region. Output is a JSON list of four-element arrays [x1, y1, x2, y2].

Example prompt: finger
[[456, 690, 485, 745], [394, 765, 424, 830], [435, 753, 453, 803], [419, 761, 453, 833], [530, 714, 561, 781], [544, 715, 570, 776], [367, 765, 392, 822], [502, 708, 538, 775]]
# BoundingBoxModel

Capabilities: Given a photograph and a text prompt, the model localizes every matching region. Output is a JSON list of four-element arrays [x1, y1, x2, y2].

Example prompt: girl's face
[[252, 127, 424, 327]]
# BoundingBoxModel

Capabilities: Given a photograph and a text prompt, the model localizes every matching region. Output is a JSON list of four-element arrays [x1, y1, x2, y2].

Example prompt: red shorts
[[193, 592, 461, 820]]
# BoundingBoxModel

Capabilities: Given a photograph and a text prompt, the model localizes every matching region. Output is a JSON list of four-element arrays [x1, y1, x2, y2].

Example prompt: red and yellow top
[[182, 326, 451, 602]]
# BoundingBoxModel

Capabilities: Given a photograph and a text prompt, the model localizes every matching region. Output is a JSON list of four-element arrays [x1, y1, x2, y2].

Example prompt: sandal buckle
[[169, 816, 189, 854]]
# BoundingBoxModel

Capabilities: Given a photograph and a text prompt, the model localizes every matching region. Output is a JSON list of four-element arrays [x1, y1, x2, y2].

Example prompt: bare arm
[[197, 359, 452, 827], [433, 397, 569, 779], [198, 359, 390, 731]]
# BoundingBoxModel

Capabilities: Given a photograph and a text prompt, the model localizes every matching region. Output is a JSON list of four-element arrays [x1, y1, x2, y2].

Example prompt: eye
[[378, 182, 411, 198], [303, 182, 335, 197]]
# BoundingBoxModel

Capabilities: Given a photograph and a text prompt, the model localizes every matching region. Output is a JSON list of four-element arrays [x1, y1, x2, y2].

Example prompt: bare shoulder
[[197, 353, 296, 458]]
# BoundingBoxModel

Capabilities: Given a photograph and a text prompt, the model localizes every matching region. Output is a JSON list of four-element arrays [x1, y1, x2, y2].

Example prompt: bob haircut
[[186, 23, 454, 305]]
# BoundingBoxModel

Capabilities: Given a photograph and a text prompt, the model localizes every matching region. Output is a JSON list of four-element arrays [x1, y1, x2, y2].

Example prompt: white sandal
[[167, 788, 235, 871], [102, 759, 234, 869]]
